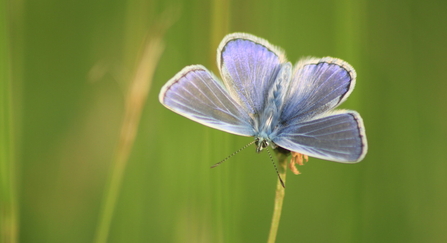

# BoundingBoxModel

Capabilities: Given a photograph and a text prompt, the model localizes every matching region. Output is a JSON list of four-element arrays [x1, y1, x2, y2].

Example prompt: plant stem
[[267, 150, 289, 243]]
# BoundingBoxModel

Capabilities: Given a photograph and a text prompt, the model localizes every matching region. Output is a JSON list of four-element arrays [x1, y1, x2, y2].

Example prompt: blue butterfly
[[159, 33, 367, 168]]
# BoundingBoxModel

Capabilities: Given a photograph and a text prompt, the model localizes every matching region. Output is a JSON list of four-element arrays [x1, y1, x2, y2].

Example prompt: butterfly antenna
[[266, 147, 286, 188], [210, 140, 256, 168]]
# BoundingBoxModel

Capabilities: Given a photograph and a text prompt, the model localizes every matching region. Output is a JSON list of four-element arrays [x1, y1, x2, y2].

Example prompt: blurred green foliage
[[2, 0, 447, 242]]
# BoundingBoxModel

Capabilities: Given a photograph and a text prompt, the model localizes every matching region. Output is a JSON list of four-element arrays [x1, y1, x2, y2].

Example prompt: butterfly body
[[160, 33, 367, 163], [252, 62, 292, 153]]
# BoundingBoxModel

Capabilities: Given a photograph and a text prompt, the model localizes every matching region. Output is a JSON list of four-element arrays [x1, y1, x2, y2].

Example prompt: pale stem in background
[[93, 22, 168, 243], [0, 1, 19, 242]]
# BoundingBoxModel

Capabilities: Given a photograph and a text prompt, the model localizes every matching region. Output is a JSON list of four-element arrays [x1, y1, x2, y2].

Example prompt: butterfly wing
[[280, 57, 357, 123], [159, 65, 255, 136], [273, 57, 366, 162], [217, 33, 287, 115], [273, 110, 367, 162]]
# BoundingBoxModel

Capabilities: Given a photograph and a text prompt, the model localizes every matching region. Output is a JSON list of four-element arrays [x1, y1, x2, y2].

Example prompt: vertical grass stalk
[[210, 1, 230, 242], [267, 151, 289, 243], [210, 0, 230, 68], [93, 29, 166, 243], [0, 1, 19, 242]]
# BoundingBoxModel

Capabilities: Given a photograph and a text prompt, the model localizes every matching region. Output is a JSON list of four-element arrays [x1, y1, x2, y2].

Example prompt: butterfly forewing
[[159, 65, 255, 136], [273, 110, 367, 162]]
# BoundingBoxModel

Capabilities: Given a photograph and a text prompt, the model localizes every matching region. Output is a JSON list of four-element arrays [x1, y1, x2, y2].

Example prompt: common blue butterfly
[[159, 33, 367, 179]]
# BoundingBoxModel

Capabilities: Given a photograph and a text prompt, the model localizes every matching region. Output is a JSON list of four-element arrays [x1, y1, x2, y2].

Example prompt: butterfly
[[159, 33, 367, 180]]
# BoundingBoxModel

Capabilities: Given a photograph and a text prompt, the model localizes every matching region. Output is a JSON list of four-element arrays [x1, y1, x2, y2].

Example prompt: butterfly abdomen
[[257, 63, 293, 137]]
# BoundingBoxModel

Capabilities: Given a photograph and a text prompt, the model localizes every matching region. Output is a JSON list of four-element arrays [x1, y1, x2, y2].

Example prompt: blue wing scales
[[159, 65, 254, 136], [281, 57, 356, 123], [218, 33, 287, 115], [273, 110, 367, 162]]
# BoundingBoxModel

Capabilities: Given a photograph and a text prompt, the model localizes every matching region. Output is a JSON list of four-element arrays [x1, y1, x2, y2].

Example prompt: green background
[[2, 0, 447, 242]]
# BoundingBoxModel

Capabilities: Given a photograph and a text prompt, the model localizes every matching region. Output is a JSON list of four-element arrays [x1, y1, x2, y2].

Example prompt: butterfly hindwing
[[281, 57, 356, 123], [218, 33, 287, 115]]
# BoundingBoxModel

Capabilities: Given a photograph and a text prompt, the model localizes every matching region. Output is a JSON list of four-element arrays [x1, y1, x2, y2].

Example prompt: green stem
[[267, 151, 289, 243]]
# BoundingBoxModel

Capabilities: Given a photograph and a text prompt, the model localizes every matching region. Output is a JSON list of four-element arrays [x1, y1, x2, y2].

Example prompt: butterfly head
[[255, 137, 270, 153]]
